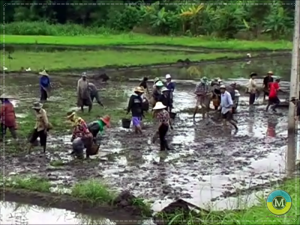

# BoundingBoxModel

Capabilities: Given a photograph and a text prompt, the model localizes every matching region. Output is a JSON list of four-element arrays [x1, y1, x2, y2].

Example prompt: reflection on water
[[0, 201, 116, 225]]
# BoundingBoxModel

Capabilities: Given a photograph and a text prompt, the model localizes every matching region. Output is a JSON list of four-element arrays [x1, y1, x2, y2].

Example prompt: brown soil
[[1, 188, 145, 222]]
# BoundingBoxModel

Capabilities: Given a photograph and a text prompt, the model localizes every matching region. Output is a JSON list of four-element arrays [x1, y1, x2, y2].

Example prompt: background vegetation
[[1, 0, 295, 39]]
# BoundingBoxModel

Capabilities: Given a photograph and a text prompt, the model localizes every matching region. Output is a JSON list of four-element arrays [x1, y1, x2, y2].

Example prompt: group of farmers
[[1, 70, 299, 159]]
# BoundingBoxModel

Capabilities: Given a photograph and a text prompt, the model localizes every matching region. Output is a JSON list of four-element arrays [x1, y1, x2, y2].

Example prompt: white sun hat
[[165, 74, 171, 79], [39, 70, 48, 76], [161, 87, 169, 92], [153, 101, 166, 110], [220, 85, 226, 89]]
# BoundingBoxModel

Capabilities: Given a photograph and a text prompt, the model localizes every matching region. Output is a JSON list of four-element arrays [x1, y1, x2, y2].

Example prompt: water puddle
[[0, 201, 117, 224]]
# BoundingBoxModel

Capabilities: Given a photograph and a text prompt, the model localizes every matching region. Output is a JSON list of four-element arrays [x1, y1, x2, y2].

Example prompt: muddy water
[[0, 201, 118, 224], [1, 64, 290, 215]]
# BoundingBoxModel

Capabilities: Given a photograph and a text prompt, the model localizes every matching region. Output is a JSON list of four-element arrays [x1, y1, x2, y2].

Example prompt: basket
[[87, 142, 100, 156], [169, 112, 177, 119], [121, 118, 131, 128]]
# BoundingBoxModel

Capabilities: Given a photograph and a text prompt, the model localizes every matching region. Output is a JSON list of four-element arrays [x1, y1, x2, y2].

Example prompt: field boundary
[[1, 44, 291, 53], [0, 187, 145, 220], [0, 52, 290, 75]]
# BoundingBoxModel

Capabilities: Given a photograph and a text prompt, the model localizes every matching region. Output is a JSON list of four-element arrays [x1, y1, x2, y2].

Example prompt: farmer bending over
[[219, 85, 238, 132], [88, 82, 104, 107], [127, 87, 144, 134], [88, 115, 110, 144], [67, 111, 93, 159], [266, 78, 282, 113], [152, 102, 172, 151], [28, 102, 51, 154], [0, 94, 18, 143], [77, 72, 92, 112], [193, 76, 210, 119]]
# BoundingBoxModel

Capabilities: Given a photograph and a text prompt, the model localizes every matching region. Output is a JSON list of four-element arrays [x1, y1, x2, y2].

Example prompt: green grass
[[156, 178, 300, 225], [2, 50, 245, 71], [71, 179, 116, 204], [1, 34, 292, 50], [3, 176, 51, 193]]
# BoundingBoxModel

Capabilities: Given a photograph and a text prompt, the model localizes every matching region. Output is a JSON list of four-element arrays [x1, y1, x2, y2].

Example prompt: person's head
[[39, 70, 48, 77], [134, 86, 144, 96], [82, 72, 87, 81], [99, 115, 110, 128], [250, 72, 257, 79], [66, 110, 76, 122], [155, 81, 164, 89], [165, 74, 171, 82], [220, 85, 226, 93], [143, 77, 148, 82], [231, 82, 236, 87], [32, 102, 43, 112], [161, 87, 169, 96], [275, 78, 280, 83], [267, 71, 273, 76], [201, 76, 208, 83], [291, 97, 297, 105], [153, 101, 166, 112], [154, 77, 160, 84]]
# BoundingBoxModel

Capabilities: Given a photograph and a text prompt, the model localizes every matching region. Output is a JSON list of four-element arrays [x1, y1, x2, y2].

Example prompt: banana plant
[[179, 3, 204, 33]]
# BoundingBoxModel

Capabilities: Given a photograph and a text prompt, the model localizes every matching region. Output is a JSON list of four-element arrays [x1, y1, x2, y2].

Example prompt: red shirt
[[269, 82, 279, 98]]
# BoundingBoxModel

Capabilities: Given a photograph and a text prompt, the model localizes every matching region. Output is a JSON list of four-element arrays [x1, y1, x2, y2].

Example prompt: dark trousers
[[159, 123, 169, 151], [29, 129, 47, 147], [249, 93, 256, 105], [40, 89, 48, 102], [0, 123, 17, 139], [266, 96, 280, 111]]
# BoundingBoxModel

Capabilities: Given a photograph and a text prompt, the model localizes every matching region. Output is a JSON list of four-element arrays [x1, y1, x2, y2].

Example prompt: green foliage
[[1, 0, 295, 39]]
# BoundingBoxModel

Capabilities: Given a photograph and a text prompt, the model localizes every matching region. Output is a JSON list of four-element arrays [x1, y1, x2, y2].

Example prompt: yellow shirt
[[34, 108, 49, 131]]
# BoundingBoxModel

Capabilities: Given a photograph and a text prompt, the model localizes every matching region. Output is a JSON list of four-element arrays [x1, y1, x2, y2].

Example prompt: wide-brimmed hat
[[161, 87, 169, 92], [202, 76, 208, 80], [214, 77, 222, 82], [220, 85, 226, 89], [32, 102, 43, 109], [155, 81, 164, 87], [267, 71, 273, 74], [153, 101, 166, 110], [0, 93, 14, 99], [165, 74, 171, 79], [134, 86, 144, 93], [82, 72, 87, 77], [100, 115, 110, 127], [66, 110, 76, 119], [250, 72, 257, 77], [154, 77, 160, 83], [39, 70, 48, 76]]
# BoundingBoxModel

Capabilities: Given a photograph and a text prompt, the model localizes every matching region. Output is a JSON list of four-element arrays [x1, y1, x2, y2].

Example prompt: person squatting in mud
[[28, 102, 51, 153], [87, 115, 110, 144], [127, 87, 144, 134], [151, 80, 164, 108], [88, 82, 104, 107], [152, 101, 173, 151], [77, 72, 92, 112], [219, 85, 238, 132], [0, 94, 18, 143], [39, 70, 51, 103], [67, 111, 94, 159], [263, 71, 274, 101], [266, 78, 282, 113], [159, 87, 173, 112], [193, 76, 210, 119], [247, 72, 257, 105]]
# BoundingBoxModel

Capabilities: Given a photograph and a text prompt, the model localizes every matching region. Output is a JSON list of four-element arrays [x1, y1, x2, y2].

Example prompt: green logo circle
[[272, 196, 286, 210]]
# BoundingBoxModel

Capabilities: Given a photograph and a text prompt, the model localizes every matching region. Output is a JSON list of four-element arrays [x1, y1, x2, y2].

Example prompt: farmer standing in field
[[193, 76, 210, 119], [151, 80, 164, 107], [140, 77, 150, 96], [39, 70, 51, 103], [127, 87, 144, 134], [0, 94, 18, 142], [263, 71, 274, 101], [88, 82, 104, 107], [77, 72, 92, 113], [266, 78, 282, 113], [165, 74, 175, 100], [159, 87, 172, 112], [247, 72, 257, 106], [28, 102, 51, 154], [66, 110, 94, 159]]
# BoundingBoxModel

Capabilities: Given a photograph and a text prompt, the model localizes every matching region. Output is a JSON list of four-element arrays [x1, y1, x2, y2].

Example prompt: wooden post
[[287, 0, 300, 177]]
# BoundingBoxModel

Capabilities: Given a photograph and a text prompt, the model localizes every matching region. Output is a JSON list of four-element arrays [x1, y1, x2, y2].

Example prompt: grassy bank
[[0, 175, 152, 216], [1, 34, 292, 50], [2, 50, 246, 71], [156, 178, 300, 225]]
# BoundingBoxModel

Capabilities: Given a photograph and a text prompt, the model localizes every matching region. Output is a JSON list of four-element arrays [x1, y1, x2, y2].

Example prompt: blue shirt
[[166, 82, 175, 92], [39, 75, 50, 89], [220, 91, 233, 114]]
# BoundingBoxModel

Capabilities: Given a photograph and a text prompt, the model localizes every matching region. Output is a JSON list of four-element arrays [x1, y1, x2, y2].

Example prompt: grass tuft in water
[[49, 160, 65, 167], [7, 176, 51, 193], [71, 179, 116, 204], [131, 197, 152, 216]]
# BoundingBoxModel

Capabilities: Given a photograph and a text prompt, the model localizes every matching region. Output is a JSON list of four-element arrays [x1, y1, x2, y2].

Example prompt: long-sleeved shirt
[[34, 108, 49, 131], [195, 82, 209, 95], [220, 91, 233, 114], [40, 75, 50, 89], [127, 94, 143, 117], [88, 120, 105, 137], [71, 117, 92, 140], [159, 94, 172, 111], [0, 100, 17, 128], [247, 78, 256, 93], [263, 76, 274, 88], [77, 78, 89, 98]]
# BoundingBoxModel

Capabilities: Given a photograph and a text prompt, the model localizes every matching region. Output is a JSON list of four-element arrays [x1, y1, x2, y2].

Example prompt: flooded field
[[0, 56, 295, 222]]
